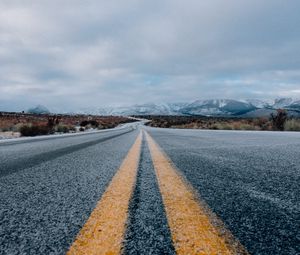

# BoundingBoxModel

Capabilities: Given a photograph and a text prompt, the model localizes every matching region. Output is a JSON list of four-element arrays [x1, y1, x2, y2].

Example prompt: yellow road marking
[[67, 131, 142, 255], [145, 131, 248, 255]]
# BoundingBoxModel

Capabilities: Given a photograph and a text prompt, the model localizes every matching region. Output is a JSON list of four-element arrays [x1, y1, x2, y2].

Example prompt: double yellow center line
[[68, 130, 248, 255], [67, 132, 142, 255]]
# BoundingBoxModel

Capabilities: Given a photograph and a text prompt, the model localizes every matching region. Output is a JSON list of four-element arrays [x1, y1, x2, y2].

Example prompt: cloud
[[1, 0, 300, 111]]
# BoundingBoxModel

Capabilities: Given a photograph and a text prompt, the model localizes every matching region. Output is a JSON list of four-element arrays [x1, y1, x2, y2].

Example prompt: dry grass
[[142, 115, 295, 131], [0, 112, 136, 137], [284, 119, 300, 131]]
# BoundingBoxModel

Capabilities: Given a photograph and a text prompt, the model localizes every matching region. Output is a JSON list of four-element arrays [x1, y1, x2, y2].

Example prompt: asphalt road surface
[[0, 124, 299, 254]]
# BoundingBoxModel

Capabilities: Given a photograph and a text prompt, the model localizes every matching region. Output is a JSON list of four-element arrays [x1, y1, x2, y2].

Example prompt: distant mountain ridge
[[27, 105, 50, 114], [27, 98, 300, 117], [76, 98, 300, 117]]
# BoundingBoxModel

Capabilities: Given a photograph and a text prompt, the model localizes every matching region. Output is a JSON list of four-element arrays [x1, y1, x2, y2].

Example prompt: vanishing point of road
[[0, 123, 299, 254]]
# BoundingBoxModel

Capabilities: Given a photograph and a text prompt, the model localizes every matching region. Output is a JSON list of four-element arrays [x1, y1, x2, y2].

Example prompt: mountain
[[180, 99, 256, 116], [240, 98, 300, 117], [27, 105, 50, 114], [77, 103, 188, 116], [75, 97, 300, 117], [272, 98, 293, 108], [286, 100, 300, 111], [265, 98, 300, 112], [116, 103, 188, 115], [244, 99, 272, 108]]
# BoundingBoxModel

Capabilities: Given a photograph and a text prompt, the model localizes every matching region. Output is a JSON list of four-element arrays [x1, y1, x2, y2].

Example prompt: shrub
[[80, 120, 89, 127], [221, 123, 233, 130], [89, 120, 99, 127], [210, 123, 220, 130], [0, 126, 11, 132], [284, 119, 300, 131], [56, 124, 70, 133], [47, 116, 60, 128], [80, 120, 99, 128], [12, 123, 25, 132], [271, 109, 287, 131], [68, 125, 76, 132], [20, 125, 50, 136], [210, 123, 233, 130], [239, 124, 255, 130]]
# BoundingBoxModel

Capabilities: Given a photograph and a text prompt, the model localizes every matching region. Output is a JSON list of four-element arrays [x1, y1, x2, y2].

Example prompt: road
[[0, 124, 299, 254]]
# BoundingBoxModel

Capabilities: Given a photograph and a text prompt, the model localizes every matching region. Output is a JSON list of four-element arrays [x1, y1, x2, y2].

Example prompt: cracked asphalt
[[1, 125, 299, 254]]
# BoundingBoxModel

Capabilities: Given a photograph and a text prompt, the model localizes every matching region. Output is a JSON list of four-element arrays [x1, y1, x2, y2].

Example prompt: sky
[[1, 0, 300, 112]]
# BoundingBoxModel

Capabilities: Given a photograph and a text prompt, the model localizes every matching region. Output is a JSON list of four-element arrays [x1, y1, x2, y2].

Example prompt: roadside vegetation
[[139, 109, 300, 131], [0, 112, 136, 137], [284, 119, 300, 131]]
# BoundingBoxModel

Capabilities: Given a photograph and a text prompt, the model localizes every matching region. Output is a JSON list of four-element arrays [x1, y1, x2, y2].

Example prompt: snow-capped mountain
[[77, 103, 188, 116], [27, 105, 50, 114], [32, 98, 299, 117], [272, 98, 300, 111], [180, 99, 256, 116], [272, 98, 294, 108], [289, 100, 300, 110], [244, 99, 272, 109]]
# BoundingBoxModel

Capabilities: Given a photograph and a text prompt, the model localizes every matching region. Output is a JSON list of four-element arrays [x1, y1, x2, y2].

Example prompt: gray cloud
[[1, 0, 300, 112]]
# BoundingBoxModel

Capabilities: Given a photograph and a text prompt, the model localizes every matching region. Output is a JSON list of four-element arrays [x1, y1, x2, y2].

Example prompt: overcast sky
[[1, 0, 300, 111]]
